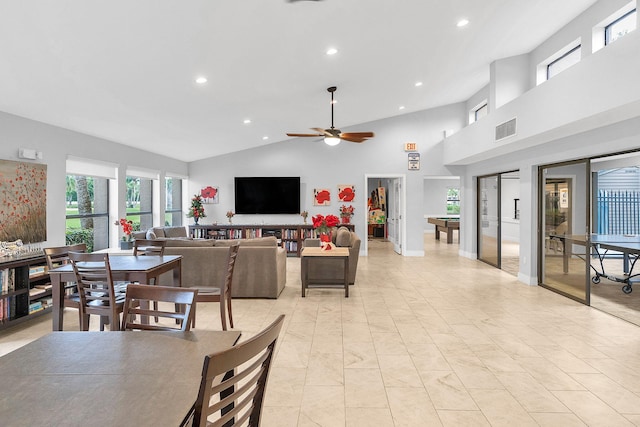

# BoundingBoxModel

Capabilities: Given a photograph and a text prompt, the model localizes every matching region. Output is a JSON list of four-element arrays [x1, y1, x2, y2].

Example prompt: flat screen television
[[234, 177, 300, 215]]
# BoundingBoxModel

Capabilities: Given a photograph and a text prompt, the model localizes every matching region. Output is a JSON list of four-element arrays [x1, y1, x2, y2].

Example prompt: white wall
[[188, 103, 466, 256], [0, 111, 188, 247]]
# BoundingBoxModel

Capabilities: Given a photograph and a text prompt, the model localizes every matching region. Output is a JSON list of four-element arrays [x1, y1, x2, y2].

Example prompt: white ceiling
[[0, 0, 598, 162]]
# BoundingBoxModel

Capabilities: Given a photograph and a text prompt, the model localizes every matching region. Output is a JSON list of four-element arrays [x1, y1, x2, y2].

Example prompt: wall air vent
[[495, 117, 517, 141]]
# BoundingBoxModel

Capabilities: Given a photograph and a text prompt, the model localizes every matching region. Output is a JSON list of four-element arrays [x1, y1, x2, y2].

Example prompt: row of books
[[0, 268, 17, 321], [283, 241, 298, 252]]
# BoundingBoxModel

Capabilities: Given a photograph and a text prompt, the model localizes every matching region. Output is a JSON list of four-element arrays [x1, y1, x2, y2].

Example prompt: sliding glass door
[[539, 160, 590, 304], [478, 174, 500, 267]]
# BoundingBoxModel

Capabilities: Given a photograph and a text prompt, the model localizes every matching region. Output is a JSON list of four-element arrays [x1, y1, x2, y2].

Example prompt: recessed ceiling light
[[195, 76, 207, 84], [326, 48, 338, 55], [457, 19, 469, 27], [243, 119, 251, 124], [262, 136, 269, 140], [415, 81, 423, 87], [399, 106, 405, 110]]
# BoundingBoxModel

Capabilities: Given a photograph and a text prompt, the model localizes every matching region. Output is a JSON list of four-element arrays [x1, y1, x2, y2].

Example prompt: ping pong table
[[551, 234, 640, 294]]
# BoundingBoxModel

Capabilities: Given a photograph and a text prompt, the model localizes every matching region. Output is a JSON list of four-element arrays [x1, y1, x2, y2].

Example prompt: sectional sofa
[[156, 235, 286, 299]]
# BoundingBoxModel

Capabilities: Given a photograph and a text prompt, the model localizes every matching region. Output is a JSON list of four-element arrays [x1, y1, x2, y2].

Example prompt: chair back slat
[[44, 243, 87, 271], [121, 284, 197, 332], [184, 314, 285, 427], [133, 239, 167, 256]]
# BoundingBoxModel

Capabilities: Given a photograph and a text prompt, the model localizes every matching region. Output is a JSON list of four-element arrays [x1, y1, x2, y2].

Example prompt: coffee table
[[301, 246, 350, 297]]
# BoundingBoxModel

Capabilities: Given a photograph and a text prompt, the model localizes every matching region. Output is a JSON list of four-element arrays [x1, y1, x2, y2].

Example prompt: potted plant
[[187, 194, 206, 224], [312, 214, 339, 249], [115, 218, 134, 249]]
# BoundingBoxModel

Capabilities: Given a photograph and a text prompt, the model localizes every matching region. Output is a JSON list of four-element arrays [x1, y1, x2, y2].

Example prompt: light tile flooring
[[2, 237, 640, 426]]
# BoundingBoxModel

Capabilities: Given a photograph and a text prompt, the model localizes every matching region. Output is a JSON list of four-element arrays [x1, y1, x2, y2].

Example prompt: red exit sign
[[404, 142, 418, 151]]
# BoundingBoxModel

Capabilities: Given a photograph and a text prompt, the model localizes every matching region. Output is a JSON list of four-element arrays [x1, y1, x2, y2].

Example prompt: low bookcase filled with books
[[0, 253, 51, 330], [189, 224, 354, 257]]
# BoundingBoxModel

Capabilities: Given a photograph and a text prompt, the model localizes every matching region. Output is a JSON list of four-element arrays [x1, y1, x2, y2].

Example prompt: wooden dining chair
[[44, 243, 88, 327], [181, 314, 285, 427], [69, 252, 127, 331], [186, 242, 240, 330], [121, 284, 198, 331], [133, 238, 168, 320]]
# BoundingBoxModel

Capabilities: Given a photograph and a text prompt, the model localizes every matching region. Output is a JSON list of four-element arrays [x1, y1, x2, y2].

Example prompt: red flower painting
[[0, 160, 47, 243], [314, 188, 331, 206], [200, 186, 218, 203], [338, 185, 355, 202]]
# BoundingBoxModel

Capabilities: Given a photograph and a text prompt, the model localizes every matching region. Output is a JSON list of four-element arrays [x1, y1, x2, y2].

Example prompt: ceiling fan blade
[[340, 132, 375, 139], [311, 127, 334, 137], [339, 136, 366, 143], [287, 133, 324, 137]]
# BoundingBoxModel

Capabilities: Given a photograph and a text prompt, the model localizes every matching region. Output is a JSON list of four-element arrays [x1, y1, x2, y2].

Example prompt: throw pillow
[[335, 227, 351, 247], [146, 230, 157, 239]]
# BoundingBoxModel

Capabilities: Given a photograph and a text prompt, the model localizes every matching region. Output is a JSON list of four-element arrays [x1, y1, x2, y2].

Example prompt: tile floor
[[2, 236, 640, 426]]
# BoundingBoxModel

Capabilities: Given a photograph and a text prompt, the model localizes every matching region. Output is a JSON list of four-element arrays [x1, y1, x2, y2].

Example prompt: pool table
[[427, 217, 460, 244]]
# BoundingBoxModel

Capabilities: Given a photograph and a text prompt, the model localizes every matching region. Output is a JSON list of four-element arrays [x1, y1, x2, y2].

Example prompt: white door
[[389, 178, 402, 254]]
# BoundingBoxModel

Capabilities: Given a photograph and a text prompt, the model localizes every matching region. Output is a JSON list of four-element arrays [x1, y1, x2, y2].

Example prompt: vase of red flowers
[[187, 194, 206, 225], [312, 214, 339, 250], [115, 218, 134, 249], [339, 205, 354, 224]]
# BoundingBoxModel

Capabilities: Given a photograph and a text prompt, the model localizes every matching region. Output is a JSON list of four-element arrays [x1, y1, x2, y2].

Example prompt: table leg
[[434, 226, 441, 240], [344, 258, 349, 298], [446, 228, 453, 244], [301, 258, 307, 297], [51, 274, 63, 331]]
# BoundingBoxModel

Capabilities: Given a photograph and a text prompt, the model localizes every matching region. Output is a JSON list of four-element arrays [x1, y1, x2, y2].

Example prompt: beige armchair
[[302, 227, 361, 285]]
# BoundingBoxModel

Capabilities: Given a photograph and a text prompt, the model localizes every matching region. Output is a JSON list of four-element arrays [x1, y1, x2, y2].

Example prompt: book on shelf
[[29, 301, 44, 314], [29, 265, 46, 278], [34, 283, 53, 290], [29, 288, 47, 298]]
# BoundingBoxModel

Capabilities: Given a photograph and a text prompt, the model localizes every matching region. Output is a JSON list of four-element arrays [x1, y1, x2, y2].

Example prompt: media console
[[189, 224, 355, 257]]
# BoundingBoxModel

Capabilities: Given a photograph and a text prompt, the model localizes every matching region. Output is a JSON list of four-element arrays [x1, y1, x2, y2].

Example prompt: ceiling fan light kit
[[286, 86, 375, 146]]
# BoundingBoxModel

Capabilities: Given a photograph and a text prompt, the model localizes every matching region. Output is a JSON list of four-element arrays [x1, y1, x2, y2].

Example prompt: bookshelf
[[189, 224, 355, 257], [0, 253, 51, 330]]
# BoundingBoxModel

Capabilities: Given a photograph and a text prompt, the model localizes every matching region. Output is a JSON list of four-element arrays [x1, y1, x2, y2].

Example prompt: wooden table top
[[48, 254, 182, 274], [0, 330, 241, 426], [301, 247, 349, 257]]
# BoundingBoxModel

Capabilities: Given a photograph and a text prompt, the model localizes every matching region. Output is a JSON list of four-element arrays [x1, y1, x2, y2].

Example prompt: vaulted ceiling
[[0, 0, 598, 162]]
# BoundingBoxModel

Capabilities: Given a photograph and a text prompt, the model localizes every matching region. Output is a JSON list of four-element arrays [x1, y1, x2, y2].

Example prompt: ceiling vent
[[495, 117, 517, 141]]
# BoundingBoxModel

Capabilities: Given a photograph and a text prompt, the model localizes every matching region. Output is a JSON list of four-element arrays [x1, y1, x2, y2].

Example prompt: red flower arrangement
[[312, 214, 339, 235], [187, 194, 206, 223], [115, 218, 134, 241]]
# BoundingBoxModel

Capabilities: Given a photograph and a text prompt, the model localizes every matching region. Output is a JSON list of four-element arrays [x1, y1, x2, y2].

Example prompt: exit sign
[[404, 142, 418, 151]]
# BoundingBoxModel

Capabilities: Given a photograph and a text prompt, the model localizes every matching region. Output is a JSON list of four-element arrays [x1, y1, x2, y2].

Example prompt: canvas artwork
[[200, 186, 219, 204], [0, 159, 47, 243], [337, 185, 355, 202], [313, 188, 331, 206]]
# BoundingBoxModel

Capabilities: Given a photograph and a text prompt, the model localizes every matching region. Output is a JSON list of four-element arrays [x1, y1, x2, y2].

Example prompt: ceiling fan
[[287, 86, 374, 146]]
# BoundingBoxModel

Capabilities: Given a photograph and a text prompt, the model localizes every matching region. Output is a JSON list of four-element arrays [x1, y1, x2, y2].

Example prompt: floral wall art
[[0, 159, 47, 243], [313, 188, 331, 206], [200, 185, 219, 204], [338, 184, 355, 202]]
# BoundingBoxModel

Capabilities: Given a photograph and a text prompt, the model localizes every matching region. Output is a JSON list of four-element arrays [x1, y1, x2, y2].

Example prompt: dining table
[[0, 330, 241, 426], [48, 254, 182, 331]]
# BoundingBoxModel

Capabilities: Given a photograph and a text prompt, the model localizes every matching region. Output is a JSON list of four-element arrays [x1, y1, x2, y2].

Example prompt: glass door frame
[[477, 173, 501, 268], [537, 158, 591, 305], [476, 170, 520, 269]]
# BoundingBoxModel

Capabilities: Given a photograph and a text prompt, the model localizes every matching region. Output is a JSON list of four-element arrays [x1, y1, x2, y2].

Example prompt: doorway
[[538, 160, 590, 304], [477, 171, 521, 274], [364, 174, 405, 256]]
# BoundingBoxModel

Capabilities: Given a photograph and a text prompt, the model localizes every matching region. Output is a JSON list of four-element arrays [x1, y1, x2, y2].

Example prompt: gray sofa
[[302, 227, 361, 285], [157, 236, 286, 299], [132, 226, 189, 240]]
